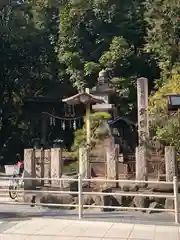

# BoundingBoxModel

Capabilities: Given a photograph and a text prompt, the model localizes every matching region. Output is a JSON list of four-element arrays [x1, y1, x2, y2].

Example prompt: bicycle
[[9, 170, 24, 200], [8, 154, 24, 200]]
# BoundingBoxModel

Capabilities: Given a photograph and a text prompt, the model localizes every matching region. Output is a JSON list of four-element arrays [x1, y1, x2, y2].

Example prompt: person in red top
[[17, 161, 23, 168], [16, 154, 24, 176]]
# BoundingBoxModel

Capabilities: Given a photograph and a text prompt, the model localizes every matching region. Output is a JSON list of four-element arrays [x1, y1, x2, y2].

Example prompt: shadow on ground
[[0, 205, 176, 226]]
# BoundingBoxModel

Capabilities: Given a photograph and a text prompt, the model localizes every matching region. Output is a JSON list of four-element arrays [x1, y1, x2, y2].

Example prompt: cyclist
[[17, 160, 24, 175], [9, 154, 24, 200], [16, 154, 24, 176]]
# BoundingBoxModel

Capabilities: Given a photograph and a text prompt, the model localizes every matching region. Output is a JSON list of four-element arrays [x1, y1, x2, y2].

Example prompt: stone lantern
[[91, 69, 116, 118]]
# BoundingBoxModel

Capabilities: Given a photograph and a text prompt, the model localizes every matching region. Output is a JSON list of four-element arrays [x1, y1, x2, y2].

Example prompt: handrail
[[0, 175, 179, 224], [0, 176, 173, 184]]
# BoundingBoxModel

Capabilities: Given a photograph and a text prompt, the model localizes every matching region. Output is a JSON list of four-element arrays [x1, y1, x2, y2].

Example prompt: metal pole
[[78, 173, 83, 219], [173, 176, 179, 224]]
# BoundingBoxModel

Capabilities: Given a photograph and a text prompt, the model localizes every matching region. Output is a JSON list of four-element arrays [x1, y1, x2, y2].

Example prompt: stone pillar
[[24, 148, 36, 189], [40, 148, 44, 186], [165, 146, 177, 182], [137, 77, 149, 182], [79, 147, 89, 179], [50, 148, 62, 186], [34, 149, 41, 186], [135, 146, 147, 182], [106, 149, 116, 180], [106, 145, 118, 187], [44, 149, 51, 186], [137, 77, 149, 144]]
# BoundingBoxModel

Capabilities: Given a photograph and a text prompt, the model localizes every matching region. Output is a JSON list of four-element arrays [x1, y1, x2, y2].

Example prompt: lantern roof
[[62, 89, 105, 105]]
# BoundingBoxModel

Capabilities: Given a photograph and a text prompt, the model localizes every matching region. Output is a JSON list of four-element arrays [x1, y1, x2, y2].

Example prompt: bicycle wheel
[[9, 176, 18, 200]]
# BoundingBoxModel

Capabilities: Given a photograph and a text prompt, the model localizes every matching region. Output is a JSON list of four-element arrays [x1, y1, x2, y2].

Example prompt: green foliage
[[0, 0, 179, 163], [145, 0, 180, 82], [58, 0, 155, 113], [99, 37, 132, 68], [84, 62, 100, 76], [149, 74, 180, 114], [0, 1, 60, 163], [149, 73, 180, 153], [72, 111, 111, 151], [63, 161, 78, 174], [154, 112, 180, 155], [146, 0, 180, 151]]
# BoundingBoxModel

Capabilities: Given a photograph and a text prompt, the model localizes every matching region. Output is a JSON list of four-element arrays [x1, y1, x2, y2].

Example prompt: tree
[[148, 73, 180, 155], [145, 0, 180, 154], [149, 73, 180, 115], [0, 2, 60, 163], [145, 0, 180, 84], [155, 113, 180, 156], [57, 0, 157, 116], [72, 111, 111, 152]]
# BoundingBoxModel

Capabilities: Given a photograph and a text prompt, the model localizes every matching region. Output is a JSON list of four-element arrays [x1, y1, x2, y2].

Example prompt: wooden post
[[79, 147, 89, 179], [85, 88, 91, 146], [165, 146, 177, 182]]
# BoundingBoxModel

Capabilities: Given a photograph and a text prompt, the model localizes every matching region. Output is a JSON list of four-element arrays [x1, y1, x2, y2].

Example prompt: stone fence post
[[24, 148, 36, 189], [106, 144, 119, 187], [165, 146, 177, 182], [135, 146, 147, 182], [44, 149, 51, 185], [50, 148, 63, 186]]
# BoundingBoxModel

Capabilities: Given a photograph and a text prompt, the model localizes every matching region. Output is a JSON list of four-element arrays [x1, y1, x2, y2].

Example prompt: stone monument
[[136, 77, 149, 181]]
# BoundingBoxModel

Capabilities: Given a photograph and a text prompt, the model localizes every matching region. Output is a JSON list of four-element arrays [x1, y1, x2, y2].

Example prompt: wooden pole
[[85, 88, 91, 146], [85, 88, 91, 180], [86, 103, 91, 146]]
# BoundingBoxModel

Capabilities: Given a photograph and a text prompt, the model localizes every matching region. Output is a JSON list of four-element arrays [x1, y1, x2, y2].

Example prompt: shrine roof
[[108, 117, 136, 126], [62, 92, 104, 105]]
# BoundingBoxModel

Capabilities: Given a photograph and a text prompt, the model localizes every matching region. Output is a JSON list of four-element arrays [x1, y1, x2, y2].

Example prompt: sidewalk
[[0, 218, 180, 240]]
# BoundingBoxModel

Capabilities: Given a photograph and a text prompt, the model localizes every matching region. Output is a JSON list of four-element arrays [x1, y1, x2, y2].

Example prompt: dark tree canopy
[[0, 0, 179, 163]]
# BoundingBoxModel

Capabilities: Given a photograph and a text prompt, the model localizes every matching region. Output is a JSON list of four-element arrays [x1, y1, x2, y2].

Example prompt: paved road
[[0, 218, 180, 240], [0, 203, 176, 226]]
